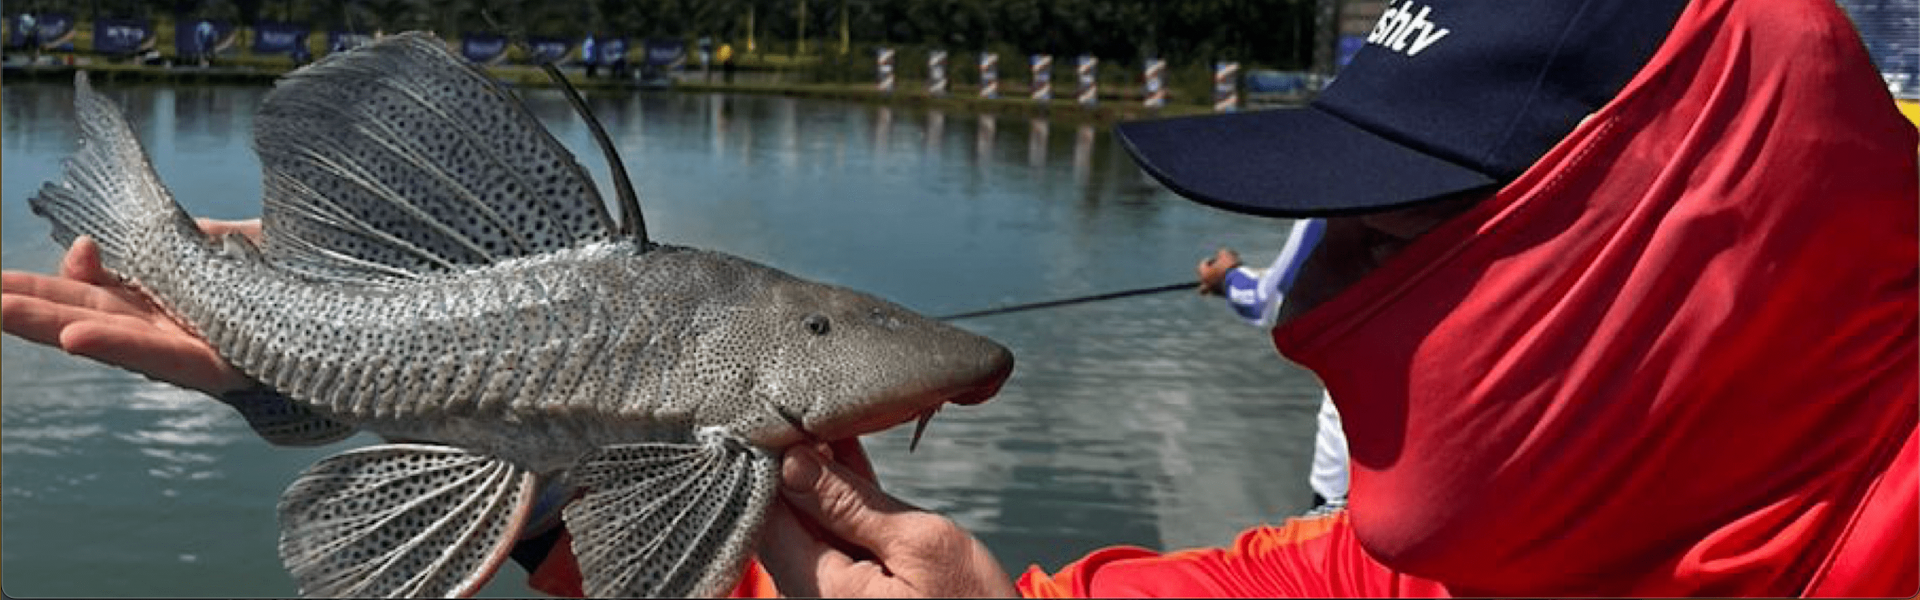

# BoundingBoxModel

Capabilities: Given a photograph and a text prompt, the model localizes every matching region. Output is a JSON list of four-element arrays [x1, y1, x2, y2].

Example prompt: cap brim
[[1116, 108, 1500, 217]]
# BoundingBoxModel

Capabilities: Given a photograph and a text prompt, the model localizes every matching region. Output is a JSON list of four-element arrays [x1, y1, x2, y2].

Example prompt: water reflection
[[976, 113, 998, 169], [927, 110, 946, 155], [1027, 118, 1050, 169], [1073, 123, 1097, 188], [2, 81, 1319, 595], [873, 105, 893, 159]]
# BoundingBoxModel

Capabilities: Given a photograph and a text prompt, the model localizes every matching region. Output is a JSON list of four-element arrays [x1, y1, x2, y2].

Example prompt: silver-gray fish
[[28, 32, 1013, 598]]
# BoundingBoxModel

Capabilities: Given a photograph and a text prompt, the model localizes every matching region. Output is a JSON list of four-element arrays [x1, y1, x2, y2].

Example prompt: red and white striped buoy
[[876, 47, 896, 93], [1076, 55, 1098, 106], [1030, 54, 1052, 102], [1144, 58, 1167, 108], [1213, 61, 1241, 112]]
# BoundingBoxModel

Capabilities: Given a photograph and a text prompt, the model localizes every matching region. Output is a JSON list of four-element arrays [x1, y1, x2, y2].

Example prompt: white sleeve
[[1241, 218, 1326, 328], [1309, 389, 1350, 501]]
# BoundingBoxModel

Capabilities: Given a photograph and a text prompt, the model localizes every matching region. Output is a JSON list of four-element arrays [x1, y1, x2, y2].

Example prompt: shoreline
[[2, 61, 1231, 125]]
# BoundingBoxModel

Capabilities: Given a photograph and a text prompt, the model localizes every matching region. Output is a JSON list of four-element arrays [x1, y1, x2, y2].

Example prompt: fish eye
[[803, 314, 831, 336]]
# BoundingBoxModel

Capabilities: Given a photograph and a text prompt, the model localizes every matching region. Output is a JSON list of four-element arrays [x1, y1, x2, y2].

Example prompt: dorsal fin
[[541, 62, 649, 245], [252, 32, 620, 284]]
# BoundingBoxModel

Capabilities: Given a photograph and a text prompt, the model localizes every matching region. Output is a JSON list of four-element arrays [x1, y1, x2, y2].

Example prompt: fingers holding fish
[[5, 294, 248, 395], [759, 501, 879, 597], [60, 317, 251, 395], [7, 219, 266, 397], [3, 262, 250, 396], [51, 219, 257, 288], [820, 437, 879, 483], [57, 236, 119, 286], [192, 217, 263, 243], [5, 265, 146, 318], [0, 289, 99, 348], [759, 446, 1018, 598]]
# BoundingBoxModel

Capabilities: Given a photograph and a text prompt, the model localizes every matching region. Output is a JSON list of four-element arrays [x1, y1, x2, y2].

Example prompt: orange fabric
[[727, 558, 782, 598], [1018, 546, 1163, 598], [1016, 512, 1449, 598]]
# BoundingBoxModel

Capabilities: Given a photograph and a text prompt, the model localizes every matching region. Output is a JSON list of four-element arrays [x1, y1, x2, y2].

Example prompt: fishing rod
[[937, 281, 1199, 321]]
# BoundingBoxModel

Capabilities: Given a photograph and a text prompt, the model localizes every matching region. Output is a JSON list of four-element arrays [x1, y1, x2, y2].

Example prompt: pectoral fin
[[277, 444, 536, 598], [563, 429, 779, 598]]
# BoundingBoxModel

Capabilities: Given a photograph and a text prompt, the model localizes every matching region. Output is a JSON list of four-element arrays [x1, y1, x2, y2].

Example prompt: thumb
[[779, 445, 918, 554], [59, 236, 116, 286]]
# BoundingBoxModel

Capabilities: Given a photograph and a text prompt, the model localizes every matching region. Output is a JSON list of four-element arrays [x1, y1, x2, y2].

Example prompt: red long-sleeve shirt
[[1019, 0, 1918, 595]]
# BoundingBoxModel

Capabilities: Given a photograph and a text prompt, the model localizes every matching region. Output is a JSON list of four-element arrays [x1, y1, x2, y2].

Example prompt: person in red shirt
[[5, 0, 1913, 595], [753, 0, 1919, 596]]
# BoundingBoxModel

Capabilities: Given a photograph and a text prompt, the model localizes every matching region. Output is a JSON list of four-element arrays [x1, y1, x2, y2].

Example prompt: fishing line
[[937, 281, 1198, 320], [937, 219, 1327, 321]]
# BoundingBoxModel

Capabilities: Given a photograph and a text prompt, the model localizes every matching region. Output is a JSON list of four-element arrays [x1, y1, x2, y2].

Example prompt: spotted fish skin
[[28, 33, 1013, 598], [188, 238, 1001, 471]]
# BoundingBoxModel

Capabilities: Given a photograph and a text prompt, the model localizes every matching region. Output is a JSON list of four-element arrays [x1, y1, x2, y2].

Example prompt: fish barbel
[[28, 32, 1013, 598]]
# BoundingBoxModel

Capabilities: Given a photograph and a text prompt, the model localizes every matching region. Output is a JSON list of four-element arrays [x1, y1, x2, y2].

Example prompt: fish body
[[29, 32, 1012, 598]]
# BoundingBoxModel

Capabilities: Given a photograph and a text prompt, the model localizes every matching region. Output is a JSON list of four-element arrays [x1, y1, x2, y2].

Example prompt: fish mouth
[[817, 357, 1015, 450], [774, 405, 821, 445], [915, 357, 1015, 445], [944, 357, 1013, 406]]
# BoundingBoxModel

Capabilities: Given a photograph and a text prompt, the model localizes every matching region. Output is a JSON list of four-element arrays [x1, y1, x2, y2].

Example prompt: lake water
[[0, 80, 1328, 596]]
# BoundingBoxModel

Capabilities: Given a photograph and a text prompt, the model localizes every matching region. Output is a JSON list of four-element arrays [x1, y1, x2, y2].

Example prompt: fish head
[[701, 262, 1015, 449]]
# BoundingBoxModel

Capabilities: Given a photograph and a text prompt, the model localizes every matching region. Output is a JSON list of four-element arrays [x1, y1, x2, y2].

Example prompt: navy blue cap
[[1117, 0, 1691, 217]]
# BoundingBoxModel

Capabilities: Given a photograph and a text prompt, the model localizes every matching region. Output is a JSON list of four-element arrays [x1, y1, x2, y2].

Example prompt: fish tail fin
[[279, 444, 536, 597], [29, 72, 198, 270]]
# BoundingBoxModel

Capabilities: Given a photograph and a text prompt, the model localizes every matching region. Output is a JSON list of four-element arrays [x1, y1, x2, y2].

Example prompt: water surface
[[1, 81, 1326, 596]]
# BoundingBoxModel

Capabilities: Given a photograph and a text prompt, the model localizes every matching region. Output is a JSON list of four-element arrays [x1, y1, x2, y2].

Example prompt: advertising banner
[[252, 21, 309, 55], [642, 38, 683, 67], [527, 37, 570, 64], [462, 33, 507, 64], [93, 18, 153, 55], [9, 12, 76, 50]]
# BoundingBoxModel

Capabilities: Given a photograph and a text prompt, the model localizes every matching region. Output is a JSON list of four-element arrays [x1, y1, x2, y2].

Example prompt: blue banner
[[642, 38, 682, 67], [8, 12, 76, 50], [600, 37, 630, 64], [175, 19, 236, 57], [461, 33, 507, 64], [327, 31, 373, 54], [527, 36, 570, 64], [93, 18, 153, 55], [251, 21, 308, 55]]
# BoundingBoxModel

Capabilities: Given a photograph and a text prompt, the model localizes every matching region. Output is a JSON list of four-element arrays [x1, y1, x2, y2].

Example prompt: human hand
[[757, 441, 1017, 598], [1196, 247, 1241, 296], [1, 218, 261, 396]]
